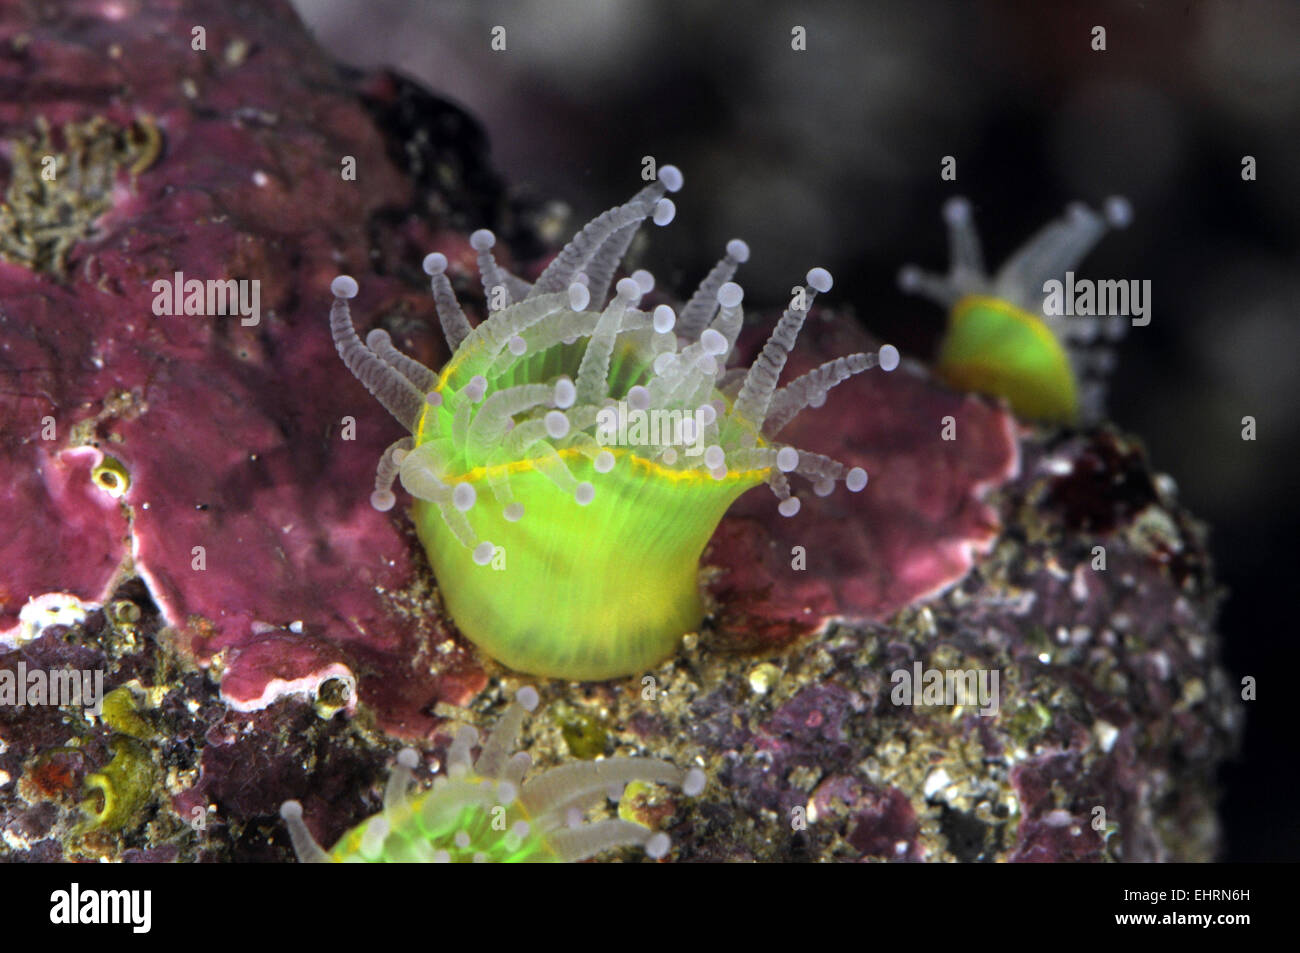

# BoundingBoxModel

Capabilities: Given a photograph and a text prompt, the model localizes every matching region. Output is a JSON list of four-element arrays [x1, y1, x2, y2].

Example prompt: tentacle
[[763, 345, 899, 437], [365, 328, 437, 393], [676, 239, 750, 340], [993, 198, 1131, 309], [422, 254, 476, 352], [705, 280, 745, 363], [280, 801, 332, 863], [329, 277, 425, 431], [527, 166, 681, 298], [466, 383, 555, 462], [370, 436, 413, 511], [575, 277, 642, 405], [547, 819, 670, 862], [471, 229, 515, 310], [474, 687, 539, 779], [731, 267, 832, 428]]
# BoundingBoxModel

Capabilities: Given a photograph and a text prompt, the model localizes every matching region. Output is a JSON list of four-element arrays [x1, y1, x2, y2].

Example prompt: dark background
[[294, 0, 1300, 862]]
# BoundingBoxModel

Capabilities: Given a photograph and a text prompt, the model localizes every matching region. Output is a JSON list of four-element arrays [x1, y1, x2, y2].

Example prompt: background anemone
[[330, 167, 899, 679], [899, 196, 1133, 424]]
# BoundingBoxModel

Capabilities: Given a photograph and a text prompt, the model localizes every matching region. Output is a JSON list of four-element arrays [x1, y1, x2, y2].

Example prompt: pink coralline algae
[[0, 0, 490, 735], [0, 442, 128, 643]]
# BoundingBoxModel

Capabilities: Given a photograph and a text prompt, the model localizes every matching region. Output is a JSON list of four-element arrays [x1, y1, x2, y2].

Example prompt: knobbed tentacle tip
[[331, 275, 358, 299], [470, 228, 497, 251], [717, 281, 744, 308], [683, 767, 706, 797], [464, 374, 488, 402], [544, 410, 570, 439], [616, 276, 644, 303], [422, 252, 448, 275], [516, 685, 540, 711], [1104, 195, 1133, 228], [280, 799, 303, 821], [725, 238, 750, 263], [879, 344, 900, 372], [645, 832, 671, 860], [452, 482, 477, 512], [657, 164, 684, 192], [942, 196, 972, 225], [806, 267, 833, 293], [700, 328, 728, 356], [653, 197, 676, 226], [568, 281, 591, 311], [554, 376, 576, 409]]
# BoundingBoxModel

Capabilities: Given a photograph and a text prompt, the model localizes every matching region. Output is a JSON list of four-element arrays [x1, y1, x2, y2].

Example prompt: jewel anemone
[[281, 686, 705, 862], [329, 165, 899, 680], [899, 196, 1132, 424]]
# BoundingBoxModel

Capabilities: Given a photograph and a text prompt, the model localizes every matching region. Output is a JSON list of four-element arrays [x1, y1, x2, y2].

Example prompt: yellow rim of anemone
[[951, 293, 1062, 355], [416, 376, 773, 487]]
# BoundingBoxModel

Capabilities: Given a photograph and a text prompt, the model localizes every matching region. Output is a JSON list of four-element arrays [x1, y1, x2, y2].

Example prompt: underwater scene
[[0, 0, 1293, 898]]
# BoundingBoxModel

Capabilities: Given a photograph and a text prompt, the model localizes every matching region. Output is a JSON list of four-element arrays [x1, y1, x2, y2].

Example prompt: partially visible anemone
[[899, 195, 1133, 424], [281, 687, 705, 862], [329, 165, 899, 680]]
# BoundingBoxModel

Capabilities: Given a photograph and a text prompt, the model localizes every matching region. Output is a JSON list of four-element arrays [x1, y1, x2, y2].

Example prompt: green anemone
[[899, 195, 1133, 424], [330, 165, 898, 680], [281, 687, 706, 863]]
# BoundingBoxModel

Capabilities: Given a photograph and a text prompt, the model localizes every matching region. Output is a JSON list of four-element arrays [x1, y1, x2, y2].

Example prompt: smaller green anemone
[[280, 687, 705, 863], [899, 196, 1132, 424], [330, 165, 899, 679]]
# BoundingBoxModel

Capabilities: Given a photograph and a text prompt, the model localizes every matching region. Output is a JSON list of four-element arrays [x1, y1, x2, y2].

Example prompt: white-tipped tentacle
[[465, 383, 555, 462], [676, 238, 750, 340], [329, 277, 426, 431], [731, 267, 831, 429], [365, 328, 438, 393], [370, 437, 413, 511], [574, 277, 641, 406], [423, 253, 475, 352], [280, 801, 332, 863], [527, 172, 675, 297], [383, 748, 421, 812], [471, 229, 515, 310], [762, 344, 898, 437], [705, 281, 745, 363], [547, 819, 666, 863]]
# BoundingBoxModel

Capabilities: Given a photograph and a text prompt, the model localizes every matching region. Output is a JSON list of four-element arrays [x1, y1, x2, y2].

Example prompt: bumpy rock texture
[[0, 1, 1238, 862]]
